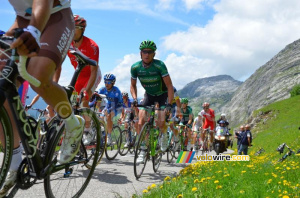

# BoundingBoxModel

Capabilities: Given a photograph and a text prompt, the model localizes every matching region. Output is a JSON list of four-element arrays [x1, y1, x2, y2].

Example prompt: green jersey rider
[[130, 40, 174, 163]]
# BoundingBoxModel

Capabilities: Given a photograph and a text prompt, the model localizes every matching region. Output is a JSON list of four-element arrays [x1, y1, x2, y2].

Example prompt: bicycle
[[0, 30, 102, 197], [119, 118, 138, 156], [167, 123, 189, 161], [133, 104, 164, 179], [193, 129, 202, 155], [96, 111, 122, 160], [202, 128, 214, 155], [255, 147, 265, 156], [276, 143, 300, 162]]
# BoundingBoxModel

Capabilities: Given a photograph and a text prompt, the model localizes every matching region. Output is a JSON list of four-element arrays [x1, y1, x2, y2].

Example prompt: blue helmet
[[104, 73, 116, 83]]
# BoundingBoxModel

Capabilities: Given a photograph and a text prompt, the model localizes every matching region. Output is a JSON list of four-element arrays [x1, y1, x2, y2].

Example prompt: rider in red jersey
[[67, 15, 101, 106], [200, 102, 216, 144]]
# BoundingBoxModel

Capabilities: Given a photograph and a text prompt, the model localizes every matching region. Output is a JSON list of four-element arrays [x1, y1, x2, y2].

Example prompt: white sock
[[10, 146, 23, 172], [63, 112, 80, 132]]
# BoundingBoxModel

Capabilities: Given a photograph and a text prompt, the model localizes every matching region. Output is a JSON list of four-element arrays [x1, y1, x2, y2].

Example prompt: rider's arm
[[29, 94, 40, 107], [130, 78, 138, 100], [85, 65, 98, 94], [188, 114, 193, 125], [163, 75, 174, 105]]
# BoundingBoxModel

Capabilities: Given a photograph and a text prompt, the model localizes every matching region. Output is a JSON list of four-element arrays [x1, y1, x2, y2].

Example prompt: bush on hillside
[[290, 84, 300, 97]]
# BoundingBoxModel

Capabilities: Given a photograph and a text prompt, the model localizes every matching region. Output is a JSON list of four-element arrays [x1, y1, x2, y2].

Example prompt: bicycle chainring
[[16, 158, 37, 189]]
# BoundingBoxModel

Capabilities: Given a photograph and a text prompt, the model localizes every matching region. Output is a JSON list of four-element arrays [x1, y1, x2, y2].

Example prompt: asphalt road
[[12, 149, 233, 198]]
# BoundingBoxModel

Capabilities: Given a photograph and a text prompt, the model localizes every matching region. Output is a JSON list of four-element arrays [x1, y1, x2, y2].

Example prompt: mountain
[[178, 75, 242, 115], [222, 39, 300, 127]]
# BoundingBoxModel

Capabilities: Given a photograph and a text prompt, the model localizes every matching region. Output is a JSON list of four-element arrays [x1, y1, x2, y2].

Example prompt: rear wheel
[[105, 125, 121, 160], [0, 106, 13, 189], [133, 123, 150, 179]]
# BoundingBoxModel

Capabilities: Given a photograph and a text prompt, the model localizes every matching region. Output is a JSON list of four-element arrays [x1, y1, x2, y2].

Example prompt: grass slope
[[134, 95, 300, 198]]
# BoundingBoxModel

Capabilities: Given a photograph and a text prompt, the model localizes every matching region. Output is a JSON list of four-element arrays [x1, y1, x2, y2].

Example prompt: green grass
[[134, 95, 300, 198]]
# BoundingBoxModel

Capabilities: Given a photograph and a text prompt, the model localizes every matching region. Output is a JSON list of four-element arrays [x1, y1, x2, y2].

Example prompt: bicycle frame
[[0, 44, 45, 179]]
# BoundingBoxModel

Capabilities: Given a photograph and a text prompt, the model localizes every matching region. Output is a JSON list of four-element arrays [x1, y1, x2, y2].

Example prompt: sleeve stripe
[[162, 73, 169, 77], [131, 76, 137, 80]]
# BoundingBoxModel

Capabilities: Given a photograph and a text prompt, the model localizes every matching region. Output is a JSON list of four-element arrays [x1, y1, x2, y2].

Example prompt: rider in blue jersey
[[98, 73, 123, 145]]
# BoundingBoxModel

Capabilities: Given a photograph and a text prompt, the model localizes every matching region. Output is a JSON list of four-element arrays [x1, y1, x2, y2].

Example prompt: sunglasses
[[104, 81, 113, 84], [141, 50, 154, 55], [75, 26, 84, 29]]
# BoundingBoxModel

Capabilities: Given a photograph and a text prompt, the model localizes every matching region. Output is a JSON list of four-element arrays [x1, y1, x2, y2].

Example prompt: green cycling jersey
[[131, 59, 169, 96], [181, 106, 193, 123]]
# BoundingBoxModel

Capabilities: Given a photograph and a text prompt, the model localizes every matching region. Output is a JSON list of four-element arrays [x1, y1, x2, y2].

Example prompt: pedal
[[63, 168, 73, 178]]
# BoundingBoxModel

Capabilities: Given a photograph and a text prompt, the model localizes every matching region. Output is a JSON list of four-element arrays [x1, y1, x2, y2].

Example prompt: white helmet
[[198, 112, 202, 116], [221, 113, 226, 117]]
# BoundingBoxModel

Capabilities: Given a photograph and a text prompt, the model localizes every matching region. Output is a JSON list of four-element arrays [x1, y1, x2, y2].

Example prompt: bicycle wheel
[[0, 106, 13, 189], [105, 125, 121, 160], [134, 123, 150, 179], [44, 120, 99, 197], [78, 108, 105, 168], [119, 129, 130, 156], [153, 152, 162, 173]]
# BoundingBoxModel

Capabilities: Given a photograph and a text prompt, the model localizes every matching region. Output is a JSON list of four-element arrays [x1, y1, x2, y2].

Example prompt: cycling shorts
[[17, 8, 74, 68], [142, 92, 168, 108]]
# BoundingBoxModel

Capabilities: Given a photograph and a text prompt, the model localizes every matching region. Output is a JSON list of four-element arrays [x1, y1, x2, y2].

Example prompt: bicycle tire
[[119, 129, 130, 156], [0, 106, 13, 189], [134, 123, 150, 179], [105, 125, 121, 160], [78, 108, 105, 168], [44, 119, 99, 197], [152, 152, 162, 173]]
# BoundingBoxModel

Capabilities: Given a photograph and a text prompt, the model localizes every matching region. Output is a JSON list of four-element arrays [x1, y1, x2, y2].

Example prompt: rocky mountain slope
[[222, 39, 300, 127], [178, 75, 242, 114]]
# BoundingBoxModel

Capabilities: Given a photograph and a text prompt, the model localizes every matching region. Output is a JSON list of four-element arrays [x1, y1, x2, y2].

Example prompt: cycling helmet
[[181, 98, 189, 104], [198, 112, 202, 116], [221, 113, 226, 117], [104, 73, 116, 83], [74, 15, 87, 28], [202, 102, 210, 107], [122, 91, 128, 98], [139, 40, 157, 51]]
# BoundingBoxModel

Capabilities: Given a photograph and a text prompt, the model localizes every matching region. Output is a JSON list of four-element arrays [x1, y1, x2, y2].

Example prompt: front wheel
[[0, 106, 13, 189], [134, 123, 150, 179], [119, 129, 130, 156], [215, 143, 220, 155], [105, 125, 121, 160], [44, 119, 99, 197]]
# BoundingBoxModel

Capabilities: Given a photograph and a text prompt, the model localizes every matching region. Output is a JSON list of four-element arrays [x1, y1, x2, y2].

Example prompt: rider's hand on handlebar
[[10, 26, 41, 57], [25, 105, 32, 111], [132, 99, 138, 107]]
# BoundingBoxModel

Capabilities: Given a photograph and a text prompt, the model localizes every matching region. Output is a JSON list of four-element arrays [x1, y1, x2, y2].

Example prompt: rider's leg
[[137, 109, 146, 135], [157, 110, 169, 152]]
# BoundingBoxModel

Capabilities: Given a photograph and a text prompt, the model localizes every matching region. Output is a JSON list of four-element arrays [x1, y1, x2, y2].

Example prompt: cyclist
[[179, 98, 194, 151], [168, 86, 181, 151], [99, 73, 123, 145], [192, 112, 203, 149], [0, 1, 84, 196], [200, 102, 216, 147], [67, 14, 101, 137], [119, 91, 138, 148], [130, 40, 174, 162]]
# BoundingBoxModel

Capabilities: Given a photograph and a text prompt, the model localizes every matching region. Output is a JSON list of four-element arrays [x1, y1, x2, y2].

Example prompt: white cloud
[[162, 0, 300, 81], [181, 0, 205, 11], [155, 0, 175, 11]]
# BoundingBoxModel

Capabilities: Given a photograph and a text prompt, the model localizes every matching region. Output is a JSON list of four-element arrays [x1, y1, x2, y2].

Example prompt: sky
[[2, 0, 300, 98]]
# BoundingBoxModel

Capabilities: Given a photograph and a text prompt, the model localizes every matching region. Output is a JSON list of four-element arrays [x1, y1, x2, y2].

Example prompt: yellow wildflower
[[286, 167, 291, 170], [164, 176, 171, 181], [282, 196, 289, 198], [194, 179, 199, 183], [216, 185, 222, 189], [177, 194, 183, 198], [160, 186, 163, 189], [192, 187, 197, 192], [143, 189, 148, 193], [214, 180, 219, 184], [184, 181, 188, 184], [240, 190, 245, 194], [151, 184, 156, 189], [241, 171, 246, 174], [267, 179, 272, 184]]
